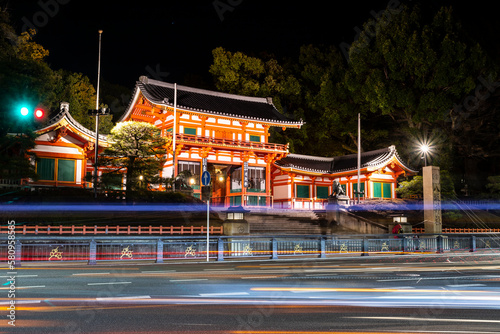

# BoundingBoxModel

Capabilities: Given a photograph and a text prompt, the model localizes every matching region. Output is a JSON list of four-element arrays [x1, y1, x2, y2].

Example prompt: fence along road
[[2, 233, 499, 266]]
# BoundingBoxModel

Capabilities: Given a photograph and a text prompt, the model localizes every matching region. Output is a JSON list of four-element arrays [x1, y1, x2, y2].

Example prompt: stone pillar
[[423, 166, 442, 234]]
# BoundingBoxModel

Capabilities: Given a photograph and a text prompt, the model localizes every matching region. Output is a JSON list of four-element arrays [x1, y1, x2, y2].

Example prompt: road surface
[[2, 252, 500, 333]]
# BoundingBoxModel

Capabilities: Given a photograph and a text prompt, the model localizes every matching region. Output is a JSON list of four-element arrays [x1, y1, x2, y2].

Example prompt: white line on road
[[141, 270, 176, 273], [16, 286, 45, 289], [241, 276, 278, 279], [87, 282, 132, 286], [96, 295, 151, 301], [0, 275, 38, 278], [203, 268, 235, 271], [0, 300, 41, 305], [73, 273, 110, 276], [348, 316, 500, 323], [199, 292, 249, 297], [446, 284, 486, 287]]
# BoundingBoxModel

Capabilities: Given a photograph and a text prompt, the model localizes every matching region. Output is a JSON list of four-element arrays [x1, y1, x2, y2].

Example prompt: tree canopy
[[102, 121, 167, 194]]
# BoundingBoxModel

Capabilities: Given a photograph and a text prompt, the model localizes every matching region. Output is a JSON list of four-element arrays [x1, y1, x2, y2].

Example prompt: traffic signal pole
[[207, 198, 210, 262]]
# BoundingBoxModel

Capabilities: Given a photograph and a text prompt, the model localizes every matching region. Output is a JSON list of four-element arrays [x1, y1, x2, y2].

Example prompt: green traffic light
[[20, 107, 29, 116]]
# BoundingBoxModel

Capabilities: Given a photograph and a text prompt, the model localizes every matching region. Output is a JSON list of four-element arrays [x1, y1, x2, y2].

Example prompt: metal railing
[[0, 224, 224, 236], [2, 233, 499, 266], [413, 228, 500, 233], [171, 133, 289, 153]]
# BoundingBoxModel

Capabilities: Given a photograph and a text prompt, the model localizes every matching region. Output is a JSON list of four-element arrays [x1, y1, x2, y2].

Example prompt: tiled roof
[[36, 103, 108, 143], [125, 76, 302, 126], [275, 146, 417, 174]]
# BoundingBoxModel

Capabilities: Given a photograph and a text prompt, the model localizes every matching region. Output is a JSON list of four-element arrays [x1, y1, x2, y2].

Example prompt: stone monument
[[326, 180, 350, 224], [423, 166, 442, 234]]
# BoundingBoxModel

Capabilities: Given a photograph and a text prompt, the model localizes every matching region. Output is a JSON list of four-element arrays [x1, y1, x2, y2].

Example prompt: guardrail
[[0, 225, 223, 236], [2, 233, 499, 266], [412, 228, 500, 233]]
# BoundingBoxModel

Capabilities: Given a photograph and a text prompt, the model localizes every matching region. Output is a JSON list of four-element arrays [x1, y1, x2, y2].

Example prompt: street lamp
[[420, 143, 430, 166]]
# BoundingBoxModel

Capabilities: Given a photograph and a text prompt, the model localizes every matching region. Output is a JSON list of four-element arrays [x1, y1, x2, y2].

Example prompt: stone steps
[[245, 209, 329, 235]]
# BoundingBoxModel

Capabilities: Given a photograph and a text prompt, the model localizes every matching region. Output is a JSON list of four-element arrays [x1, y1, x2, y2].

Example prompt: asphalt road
[[2, 252, 500, 333]]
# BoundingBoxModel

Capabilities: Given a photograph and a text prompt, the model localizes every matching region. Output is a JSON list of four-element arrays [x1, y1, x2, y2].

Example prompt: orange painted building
[[29, 102, 109, 189], [118, 76, 303, 205], [272, 146, 417, 209], [26, 78, 417, 208]]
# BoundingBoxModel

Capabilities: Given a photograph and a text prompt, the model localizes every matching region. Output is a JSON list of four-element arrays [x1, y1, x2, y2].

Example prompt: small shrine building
[[29, 102, 108, 188]]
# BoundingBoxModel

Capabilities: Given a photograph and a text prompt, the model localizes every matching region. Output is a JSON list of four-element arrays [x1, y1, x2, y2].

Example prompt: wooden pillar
[[266, 162, 271, 206]]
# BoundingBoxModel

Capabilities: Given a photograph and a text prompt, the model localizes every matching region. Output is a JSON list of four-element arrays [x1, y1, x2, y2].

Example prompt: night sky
[[6, 0, 500, 90]]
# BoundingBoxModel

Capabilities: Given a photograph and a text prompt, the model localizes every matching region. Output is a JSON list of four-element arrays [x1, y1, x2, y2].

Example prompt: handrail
[[168, 133, 289, 152], [413, 227, 500, 233], [0, 224, 223, 236], [3, 233, 499, 266]]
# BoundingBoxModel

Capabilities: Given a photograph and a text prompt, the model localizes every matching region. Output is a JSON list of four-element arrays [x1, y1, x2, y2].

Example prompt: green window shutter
[[230, 196, 241, 206], [247, 196, 258, 206], [184, 127, 197, 135], [316, 186, 329, 199], [383, 183, 392, 198], [37, 158, 55, 181], [373, 182, 382, 197], [57, 159, 75, 182], [353, 182, 365, 195], [249, 135, 260, 142], [296, 185, 310, 198]]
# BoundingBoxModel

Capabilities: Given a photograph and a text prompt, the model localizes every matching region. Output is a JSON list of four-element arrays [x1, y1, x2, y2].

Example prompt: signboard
[[243, 161, 248, 188], [202, 170, 211, 186], [202, 157, 207, 173]]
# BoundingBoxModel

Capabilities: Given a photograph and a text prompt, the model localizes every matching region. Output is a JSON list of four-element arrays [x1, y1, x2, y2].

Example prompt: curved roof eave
[[36, 107, 109, 144], [123, 77, 303, 127]]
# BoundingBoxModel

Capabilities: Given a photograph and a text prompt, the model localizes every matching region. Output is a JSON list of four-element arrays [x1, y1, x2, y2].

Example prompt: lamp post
[[420, 144, 429, 167], [92, 30, 103, 199]]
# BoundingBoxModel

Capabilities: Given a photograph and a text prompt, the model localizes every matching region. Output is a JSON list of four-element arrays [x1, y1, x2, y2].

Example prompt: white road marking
[[199, 292, 249, 297], [203, 268, 235, 271], [141, 270, 176, 273], [87, 282, 131, 286], [241, 276, 278, 279], [73, 273, 110, 276], [0, 275, 38, 278], [446, 284, 486, 287], [96, 295, 151, 301], [0, 300, 41, 305], [349, 316, 500, 323]]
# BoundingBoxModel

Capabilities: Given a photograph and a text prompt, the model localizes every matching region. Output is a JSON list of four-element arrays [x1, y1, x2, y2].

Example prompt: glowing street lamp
[[420, 144, 430, 166]]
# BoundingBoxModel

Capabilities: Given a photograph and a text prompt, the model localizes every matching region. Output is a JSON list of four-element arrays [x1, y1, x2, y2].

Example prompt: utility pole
[[94, 30, 103, 199], [357, 113, 361, 204]]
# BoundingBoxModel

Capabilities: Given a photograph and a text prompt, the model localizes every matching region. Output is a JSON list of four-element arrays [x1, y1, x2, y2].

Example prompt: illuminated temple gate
[[119, 76, 303, 206]]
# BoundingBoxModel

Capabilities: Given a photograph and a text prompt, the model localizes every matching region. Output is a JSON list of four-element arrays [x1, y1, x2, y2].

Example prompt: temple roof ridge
[[121, 76, 303, 127]]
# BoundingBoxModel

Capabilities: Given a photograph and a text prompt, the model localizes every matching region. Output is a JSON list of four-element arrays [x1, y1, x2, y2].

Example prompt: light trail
[[250, 287, 494, 294]]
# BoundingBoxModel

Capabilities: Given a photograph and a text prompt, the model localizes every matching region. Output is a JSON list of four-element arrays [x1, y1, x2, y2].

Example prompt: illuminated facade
[[27, 78, 417, 208], [272, 146, 417, 209], [28, 102, 108, 188], [119, 77, 303, 206]]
